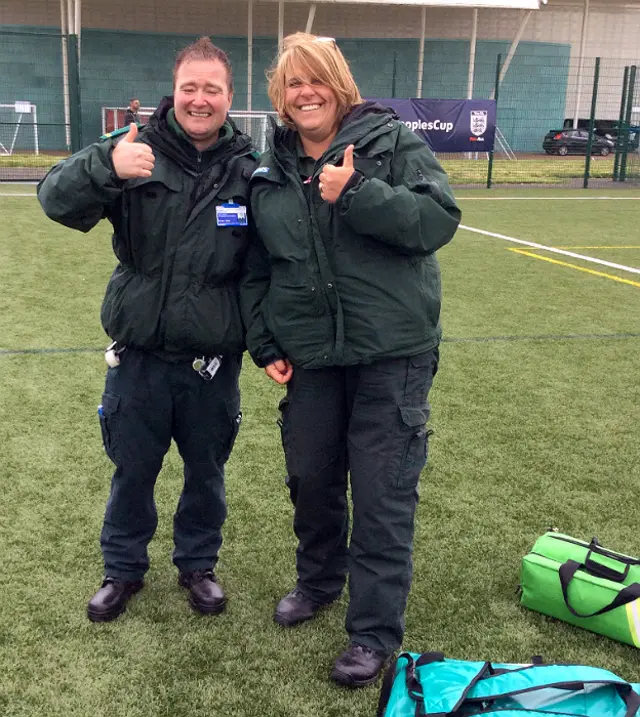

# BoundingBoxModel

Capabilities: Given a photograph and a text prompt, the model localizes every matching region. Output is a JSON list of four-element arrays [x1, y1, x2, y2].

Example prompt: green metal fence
[[615, 64, 639, 183], [1, 28, 639, 188]]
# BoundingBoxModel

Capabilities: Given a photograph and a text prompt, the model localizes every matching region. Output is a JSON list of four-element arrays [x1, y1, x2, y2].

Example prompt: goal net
[[0, 102, 39, 156]]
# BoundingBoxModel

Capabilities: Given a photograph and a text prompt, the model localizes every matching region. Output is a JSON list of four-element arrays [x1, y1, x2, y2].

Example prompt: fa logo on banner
[[470, 110, 488, 137]]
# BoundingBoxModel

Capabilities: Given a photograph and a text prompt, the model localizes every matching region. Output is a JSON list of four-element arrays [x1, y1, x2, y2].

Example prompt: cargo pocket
[[221, 410, 242, 464], [396, 406, 430, 489], [99, 392, 121, 465], [277, 395, 290, 453], [277, 395, 297, 503]]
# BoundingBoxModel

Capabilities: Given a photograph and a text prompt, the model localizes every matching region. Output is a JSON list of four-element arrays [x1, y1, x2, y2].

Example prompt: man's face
[[131, 99, 140, 111], [173, 59, 233, 151]]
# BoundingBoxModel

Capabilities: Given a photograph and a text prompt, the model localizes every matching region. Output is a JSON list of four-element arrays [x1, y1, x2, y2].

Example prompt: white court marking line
[[458, 196, 640, 201], [0, 193, 37, 197], [459, 224, 640, 276]]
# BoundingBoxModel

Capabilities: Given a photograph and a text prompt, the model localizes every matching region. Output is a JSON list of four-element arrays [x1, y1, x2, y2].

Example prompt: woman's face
[[284, 69, 339, 144]]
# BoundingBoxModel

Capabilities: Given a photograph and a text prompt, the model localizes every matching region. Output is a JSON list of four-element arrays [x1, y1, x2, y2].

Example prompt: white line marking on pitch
[[459, 224, 640, 276], [0, 193, 37, 197]]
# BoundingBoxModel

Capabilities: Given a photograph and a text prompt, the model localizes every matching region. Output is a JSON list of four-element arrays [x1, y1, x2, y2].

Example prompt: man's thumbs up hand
[[318, 144, 357, 204], [122, 122, 138, 143], [112, 123, 155, 179]]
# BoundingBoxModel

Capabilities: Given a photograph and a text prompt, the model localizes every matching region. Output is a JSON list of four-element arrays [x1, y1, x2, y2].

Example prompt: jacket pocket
[[353, 153, 392, 183]]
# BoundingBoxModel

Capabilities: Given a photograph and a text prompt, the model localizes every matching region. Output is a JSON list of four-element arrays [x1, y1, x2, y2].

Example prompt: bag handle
[[586, 536, 640, 567], [559, 559, 640, 618], [585, 549, 631, 582]]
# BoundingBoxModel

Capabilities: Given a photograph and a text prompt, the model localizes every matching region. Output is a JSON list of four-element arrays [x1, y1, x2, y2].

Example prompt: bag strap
[[376, 655, 400, 717], [559, 559, 640, 617], [467, 664, 640, 717]]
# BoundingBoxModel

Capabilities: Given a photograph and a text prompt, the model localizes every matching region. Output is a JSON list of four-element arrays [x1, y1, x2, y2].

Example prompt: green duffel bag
[[520, 531, 640, 648]]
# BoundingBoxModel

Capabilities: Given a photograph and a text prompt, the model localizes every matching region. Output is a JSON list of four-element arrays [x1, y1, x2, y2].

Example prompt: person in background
[[241, 33, 460, 687], [123, 97, 141, 126], [38, 37, 258, 623]]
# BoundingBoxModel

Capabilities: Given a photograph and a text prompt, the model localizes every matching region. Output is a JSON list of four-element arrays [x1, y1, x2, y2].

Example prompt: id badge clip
[[216, 202, 248, 227]]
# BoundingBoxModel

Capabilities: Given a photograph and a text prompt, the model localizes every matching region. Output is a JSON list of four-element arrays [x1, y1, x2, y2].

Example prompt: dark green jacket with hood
[[240, 102, 461, 369], [38, 97, 258, 359]]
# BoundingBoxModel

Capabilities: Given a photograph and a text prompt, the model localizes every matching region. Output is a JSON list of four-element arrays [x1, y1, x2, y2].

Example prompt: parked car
[[543, 129, 615, 156]]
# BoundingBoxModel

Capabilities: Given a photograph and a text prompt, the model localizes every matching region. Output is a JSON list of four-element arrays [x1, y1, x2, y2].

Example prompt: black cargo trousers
[[279, 348, 438, 657], [97, 349, 242, 581]]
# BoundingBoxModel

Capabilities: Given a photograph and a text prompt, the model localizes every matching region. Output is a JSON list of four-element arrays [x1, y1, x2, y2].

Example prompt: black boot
[[87, 577, 144, 623], [330, 643, 387, 687], [273, 587, 332, 627], [179, 569, 226, 615]]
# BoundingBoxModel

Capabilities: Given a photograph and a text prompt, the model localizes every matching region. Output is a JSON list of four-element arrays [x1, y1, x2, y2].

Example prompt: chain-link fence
[[1, 28, 638, 187], [0, 30, 72, 180]]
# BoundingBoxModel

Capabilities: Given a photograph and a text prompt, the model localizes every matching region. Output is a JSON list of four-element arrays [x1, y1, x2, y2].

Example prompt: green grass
[[0, 153, 68, 167], [440, 157, 618, 185], [1, 190, 640, 715]]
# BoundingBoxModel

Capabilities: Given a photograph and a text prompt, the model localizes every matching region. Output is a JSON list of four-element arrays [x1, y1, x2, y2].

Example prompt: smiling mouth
[[298, 104, 322, 112], [189, 111, 212, 117]]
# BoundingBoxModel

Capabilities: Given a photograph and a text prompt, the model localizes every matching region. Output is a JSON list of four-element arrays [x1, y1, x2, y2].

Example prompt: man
[[123, 97, 141, 126], [38, 37, 258, 623]]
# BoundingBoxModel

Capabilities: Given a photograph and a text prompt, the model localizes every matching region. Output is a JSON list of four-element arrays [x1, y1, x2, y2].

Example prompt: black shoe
[[330, 643, 387, 687], [179, 569, 226, 615], [87, 577, 144, 623], [274, 587, 330, 627]]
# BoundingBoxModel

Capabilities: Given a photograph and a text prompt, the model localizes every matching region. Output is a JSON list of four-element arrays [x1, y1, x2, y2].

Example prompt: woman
[[241, 33, 460, 686]]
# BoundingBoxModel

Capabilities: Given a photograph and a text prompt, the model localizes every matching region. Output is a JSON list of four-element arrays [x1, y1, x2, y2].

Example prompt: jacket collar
[[144, 96, 254, 172]]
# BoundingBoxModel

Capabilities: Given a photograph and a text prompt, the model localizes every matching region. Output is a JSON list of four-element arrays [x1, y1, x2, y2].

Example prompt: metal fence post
[[391, 50, 398, 98], [487, 53, 501, 189], [583, 56, 600, 189], [613, 66, 629, 182], [67, 33, 83, 153], [619, 65, 637, 183]]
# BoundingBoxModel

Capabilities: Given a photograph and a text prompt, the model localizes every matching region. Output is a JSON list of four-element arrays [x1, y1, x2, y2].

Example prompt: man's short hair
[[173, 37, 234, 93]]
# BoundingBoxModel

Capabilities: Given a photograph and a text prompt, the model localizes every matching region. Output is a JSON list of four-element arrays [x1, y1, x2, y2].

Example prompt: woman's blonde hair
[[267, 33, 363, 128]]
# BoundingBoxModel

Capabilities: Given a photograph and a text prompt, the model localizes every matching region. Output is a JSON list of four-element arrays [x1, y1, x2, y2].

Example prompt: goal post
[[0, 102, 39, 156]]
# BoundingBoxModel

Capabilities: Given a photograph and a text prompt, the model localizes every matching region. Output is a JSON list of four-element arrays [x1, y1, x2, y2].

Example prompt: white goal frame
[[0, 103, 39, 156]]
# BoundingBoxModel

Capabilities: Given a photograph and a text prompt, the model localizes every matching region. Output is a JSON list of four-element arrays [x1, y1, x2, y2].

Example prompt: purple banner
[[375, 98, 496, 152]]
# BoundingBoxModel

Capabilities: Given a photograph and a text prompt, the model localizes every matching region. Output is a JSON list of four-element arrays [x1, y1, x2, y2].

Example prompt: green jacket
[[38, 97, 258, 359], [241, 103, 461, 369]]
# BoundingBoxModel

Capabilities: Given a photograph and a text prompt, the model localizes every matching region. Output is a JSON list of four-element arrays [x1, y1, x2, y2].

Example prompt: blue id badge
[[216, 202, 248, 227]]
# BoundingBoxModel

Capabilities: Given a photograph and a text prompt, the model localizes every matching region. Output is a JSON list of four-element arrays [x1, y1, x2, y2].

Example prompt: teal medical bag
[[377, 652, 640, 716]]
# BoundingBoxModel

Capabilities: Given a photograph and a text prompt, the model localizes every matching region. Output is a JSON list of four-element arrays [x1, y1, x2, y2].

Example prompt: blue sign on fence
[[375, 98, 496, 152]]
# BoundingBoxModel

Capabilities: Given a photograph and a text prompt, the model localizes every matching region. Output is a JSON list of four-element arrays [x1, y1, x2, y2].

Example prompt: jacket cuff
[[106, 145, 126, 186], [337, 170, 365, 204], [255, 353, 286, 369]]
